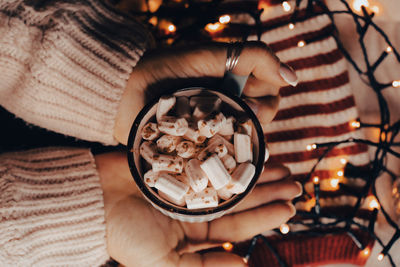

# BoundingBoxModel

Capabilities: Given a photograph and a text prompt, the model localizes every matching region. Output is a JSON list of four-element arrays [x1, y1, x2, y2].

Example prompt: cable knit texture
[[0, 0, 151, 145], [0, 147, 108, 266]]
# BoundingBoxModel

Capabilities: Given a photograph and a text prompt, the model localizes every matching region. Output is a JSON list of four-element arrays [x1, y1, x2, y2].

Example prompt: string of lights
[[125, 0, 400, 266]]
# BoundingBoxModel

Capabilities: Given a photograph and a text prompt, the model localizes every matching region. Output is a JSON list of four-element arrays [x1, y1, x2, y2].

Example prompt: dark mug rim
[[127, 87, 265, 216]]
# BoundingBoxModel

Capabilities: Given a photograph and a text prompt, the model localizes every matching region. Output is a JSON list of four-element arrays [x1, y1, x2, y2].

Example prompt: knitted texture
[[0, 147, 108, 266], [0, 1, 151, 145], [228, 0, 374, 266]]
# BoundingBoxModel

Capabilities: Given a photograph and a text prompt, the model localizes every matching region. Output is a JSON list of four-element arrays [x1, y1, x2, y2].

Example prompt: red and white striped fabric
[[225, 0, 375, 266]]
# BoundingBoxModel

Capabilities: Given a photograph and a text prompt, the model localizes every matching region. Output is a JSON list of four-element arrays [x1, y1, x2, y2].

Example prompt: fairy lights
[[219, 15, 231, 24], [337, 170, 344, 177], [340, 158, 347, 164], [297, 40, 305, 47], [330, 178, 340, 189], [222, 242, 234, 252], [167, 24, 176, 33], [205, 22, 224, 33], [392, 80, 400, 88], [280, 223, 290, 234], [306, 143, 317, 151], [353, 0, 369, 12], [377, 253, 384, 261], [366, 195, 380, 210], [282, 1, 291, 12], [350, 120, 361, 128], [361, 247, 370, 256], [313, 176, 320, 184], [386, 46, 393, 53], [288, 23, 295, 30]]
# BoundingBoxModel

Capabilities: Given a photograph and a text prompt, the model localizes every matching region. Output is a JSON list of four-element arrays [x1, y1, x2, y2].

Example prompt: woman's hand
[[114, 41, 298, 145], [95, 152, 302, 267]]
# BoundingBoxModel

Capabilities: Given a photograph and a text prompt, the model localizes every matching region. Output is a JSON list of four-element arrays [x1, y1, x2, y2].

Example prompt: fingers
[[208, 201, 296, 242], [230, 179, 302, 214], [257, 163, 291, 184], [244, 95, 280, 126], [179, 252, 246, 267]]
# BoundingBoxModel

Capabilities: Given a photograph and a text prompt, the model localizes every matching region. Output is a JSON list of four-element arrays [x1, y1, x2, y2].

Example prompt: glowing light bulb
[[222, 242, 233, 252], [353, 0, 369, 12], [340, 158, 347, 164], [386, 46, 393, 53], [280, 223, 290, 234], [306, 144, 317, 151], [313, 176, 320, 184], [288, 23, 295, 30], [282, 1, 291, 12], [377, 253, 384, 261], [297, 40, 305, 47], [330, 178, 340, 188], [362, 247, 370, 256], [366, 195, 380, 210], [337, 170, 344, 177], [350, 120, 361, 128], [371, 5, 379, 14], [167, 24, 176, 33], [392, 80, 400, 88], [205, 22, 223, 33], [219, 15, 231, 24]]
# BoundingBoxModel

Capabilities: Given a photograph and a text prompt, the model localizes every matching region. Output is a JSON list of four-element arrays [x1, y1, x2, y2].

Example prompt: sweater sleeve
[[0, 147, 109, 266], [0, 1, 152, 145]]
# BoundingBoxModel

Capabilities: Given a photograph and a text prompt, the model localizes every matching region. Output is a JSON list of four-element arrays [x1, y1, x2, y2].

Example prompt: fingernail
[[279, 63, 298, 87], [287, 202, 297, 217], [244, 99, 259, 115], [294, 181, 303, 197]]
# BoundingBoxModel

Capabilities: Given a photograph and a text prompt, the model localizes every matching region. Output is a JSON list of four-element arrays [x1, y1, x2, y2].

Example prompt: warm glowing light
[[340, 158, 347, 164], [306, 144, 317, 151], [242, 257, 249, 264], [258, 1, 269, 11], [219, 15, 231, 24], [371, 5, 379, 14], [288, 23, 295, 30], [313, 176, 320, 184], [167, 24, 176, 33], [362, 247, 370, 256], [304, 198, 316, 211], [392, 80, 400, 88], [377, 253, 384, 261], [297, 40, 305, 47], [205, 22, 223, 33], [330, 178, 340, 188], [222, 242, 233, 252], [350, 120, 361, 128], [282, 1, 291, 12], [386, 46, 393, 53], [280, 223, 290, 234], [366, 195, 380, 210], [353, 0, 369, 12], [148, 16, 158, 26], [337, 170, 344, 177]]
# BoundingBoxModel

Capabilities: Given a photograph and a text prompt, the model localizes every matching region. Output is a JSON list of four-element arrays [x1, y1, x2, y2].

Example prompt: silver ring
[[225, 42, 244, 72]]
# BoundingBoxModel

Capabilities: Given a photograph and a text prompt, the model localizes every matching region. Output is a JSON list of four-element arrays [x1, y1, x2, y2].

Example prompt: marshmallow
[[185, 159, 209, 192], [214, 144, 228, 158], [218, 116, 235, 136], [155, 172, 189, 200], [144, 170, 158, 187], [152, 154, 183, 173], [238, 119, 252, 137], [140, 141, 158, 164], [209, 134, 235, 155], [185, 187, 219, 209], [158, 116, 188, 136], [141, 122, 160, 141], [198, 113, 226, 138], [176, 141, 196, 158], [200, 154, 231, 190], [234, 133, 253, 163], [183, 124, 206, 144], [230, 163, 256, 194], [175, 96, 191, 119], [217, 186, 234, 200], [157, 135, 181, 153], [159, 190, 186, 206], [156, 95, 176, 121], [221, 154, 237, 173], [192, 105, 213, 120]]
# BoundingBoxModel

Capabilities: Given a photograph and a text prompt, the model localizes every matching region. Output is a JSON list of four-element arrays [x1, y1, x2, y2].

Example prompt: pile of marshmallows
[[139, 93, 256, 210]]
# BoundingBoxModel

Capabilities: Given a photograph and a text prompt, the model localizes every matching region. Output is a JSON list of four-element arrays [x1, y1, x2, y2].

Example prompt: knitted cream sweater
[[0, 1, 150, 265]]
